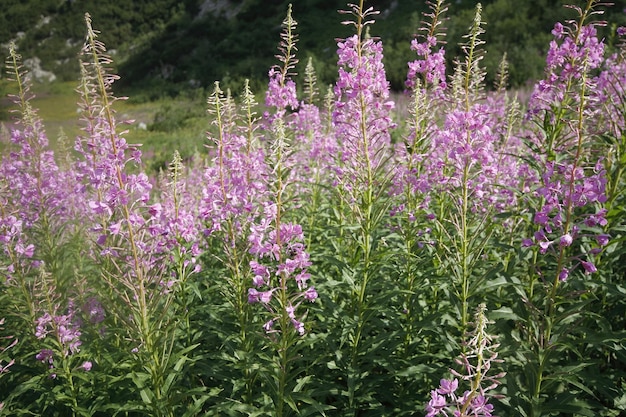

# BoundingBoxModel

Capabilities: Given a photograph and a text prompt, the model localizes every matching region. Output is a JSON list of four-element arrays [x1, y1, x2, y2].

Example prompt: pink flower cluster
[[265, 67, 299, 117], [200, 131, 266, 238], [73, 114, 152, 254], [0, 214, 36, 279], [247, 217, 317, 335], [33, 297, 104, 373], [426, 378, 495, 417], [407, 35, 447, 92], [35, 309, 82, 358], [333, 34, 395, 193], [529, 21, 605, 117], [525, 160, 608, 279]]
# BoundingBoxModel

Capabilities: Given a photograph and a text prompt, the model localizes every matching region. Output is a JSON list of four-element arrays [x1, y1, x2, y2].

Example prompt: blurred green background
[[3, 0, 626, 96]]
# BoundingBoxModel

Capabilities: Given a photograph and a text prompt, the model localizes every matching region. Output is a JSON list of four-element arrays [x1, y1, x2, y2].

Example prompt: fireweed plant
[[0, 1, 625, 416], [247, 6, 320, 415], [0, 42, 100, 416], [425, 304, 505, 417], [200, 80, 266, 412], [499, 2, 625, 416]]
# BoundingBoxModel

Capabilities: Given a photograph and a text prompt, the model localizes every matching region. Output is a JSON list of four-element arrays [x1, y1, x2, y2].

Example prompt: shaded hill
[[2, 0, 626, 97]]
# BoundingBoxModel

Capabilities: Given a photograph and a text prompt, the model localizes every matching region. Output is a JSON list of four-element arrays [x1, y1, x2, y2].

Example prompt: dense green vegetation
[[1, 1, 626, 415], [3, 0, 626, 97]]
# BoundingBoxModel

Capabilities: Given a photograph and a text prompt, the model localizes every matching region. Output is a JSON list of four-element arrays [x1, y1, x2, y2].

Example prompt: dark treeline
[[2, 0, 626, 97]]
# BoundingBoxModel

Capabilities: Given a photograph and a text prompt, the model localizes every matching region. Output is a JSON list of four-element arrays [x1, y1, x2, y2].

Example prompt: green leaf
[[139, 388, 154, 405], [541, 392, 595, 416]]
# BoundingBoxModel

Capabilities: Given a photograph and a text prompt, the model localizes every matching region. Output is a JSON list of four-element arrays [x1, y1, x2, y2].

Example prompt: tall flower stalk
[[1, 41, 93, 417], [243, 6, 318, 415], [74, 14, 198, 416], [395, 0, 448, 358], [447, 3, 489, 334], [201, 80, 265, 407], [517, 2, 611, 415], [423, 3, 504, 340], [331, 1, 397, 413]]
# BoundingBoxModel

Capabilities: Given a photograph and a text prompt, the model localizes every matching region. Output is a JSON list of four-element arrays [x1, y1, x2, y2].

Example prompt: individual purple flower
[[80, 361, 92, 371], [584, 209, 608, 227], [248, 288, 261, 304], [295, 271, 311, 290], [468, 394, 494, 416], [252, 274, 267, 287], [552, 22, 565, 39], [82, 297, 105, 324], [35, 349, 54, 365], [425, 390, 447, 417], [291, 319, 305, 336], [581, 260, 597, 274], [538, 240, 551, 253], [436, 378, 458, 395], [304, 287, 318, 302], [14, 243, 35, 258], [534, 212, 549, 225], [259, 290, 273, 304], [559, 233, 573, 247], [596, 234, 610, 246]]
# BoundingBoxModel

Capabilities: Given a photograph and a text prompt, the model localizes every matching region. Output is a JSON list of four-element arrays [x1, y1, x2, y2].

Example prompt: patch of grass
[[1, 80, 211, 172]]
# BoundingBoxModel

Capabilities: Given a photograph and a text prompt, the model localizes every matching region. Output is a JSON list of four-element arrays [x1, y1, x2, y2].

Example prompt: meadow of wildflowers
[[0, 0, 625, 416]]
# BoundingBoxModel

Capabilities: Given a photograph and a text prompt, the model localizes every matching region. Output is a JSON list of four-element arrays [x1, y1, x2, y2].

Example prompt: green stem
[[347, 3, 375, 414], [276, 271, 291, 417], [459, 151, 471, 334], [61, 358, 79, 417]]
